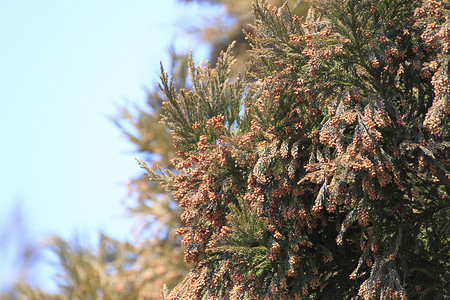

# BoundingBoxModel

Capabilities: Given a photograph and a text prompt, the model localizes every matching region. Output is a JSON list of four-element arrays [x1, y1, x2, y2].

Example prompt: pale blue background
[[0, 0, 218, 291]]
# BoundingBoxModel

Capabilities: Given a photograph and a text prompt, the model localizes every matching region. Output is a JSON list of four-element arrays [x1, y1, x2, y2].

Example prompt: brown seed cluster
[[205, 114, 225, 131]]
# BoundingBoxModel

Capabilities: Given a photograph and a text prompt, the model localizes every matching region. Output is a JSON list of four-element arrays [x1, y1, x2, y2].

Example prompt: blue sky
[[0, 0, 219, 292]]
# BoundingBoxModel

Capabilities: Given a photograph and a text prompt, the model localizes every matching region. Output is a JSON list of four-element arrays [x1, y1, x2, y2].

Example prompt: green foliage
[[17, 0, 449, 299], [224, 197, 269, 247], [150, 0, 449, 299], [18, 235, 136, 300], [158, 42, 249, 150], [17, 233, 189, 300], [179, 0, 309, 73]]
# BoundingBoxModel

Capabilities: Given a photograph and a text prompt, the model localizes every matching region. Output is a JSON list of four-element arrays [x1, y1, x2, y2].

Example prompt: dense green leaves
[[17, 0, 449, 299], [156, 0, 449, 299]]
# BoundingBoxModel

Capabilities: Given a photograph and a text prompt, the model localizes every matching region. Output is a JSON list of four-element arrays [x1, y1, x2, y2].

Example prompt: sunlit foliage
[[18, 0, 449, 299], [148, 0, 449, 298]]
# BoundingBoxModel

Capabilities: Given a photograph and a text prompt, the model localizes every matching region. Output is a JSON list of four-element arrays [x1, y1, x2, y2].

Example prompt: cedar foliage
[[146, 0, 450, 299], [16, 0, 449, 299], [17, 1, 259, 299], [177, 0, 309, 72], [112, 1, 309, 298]]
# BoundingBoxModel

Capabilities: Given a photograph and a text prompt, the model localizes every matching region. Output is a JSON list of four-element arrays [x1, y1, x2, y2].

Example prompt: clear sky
[[0, 0, 218, 292]]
